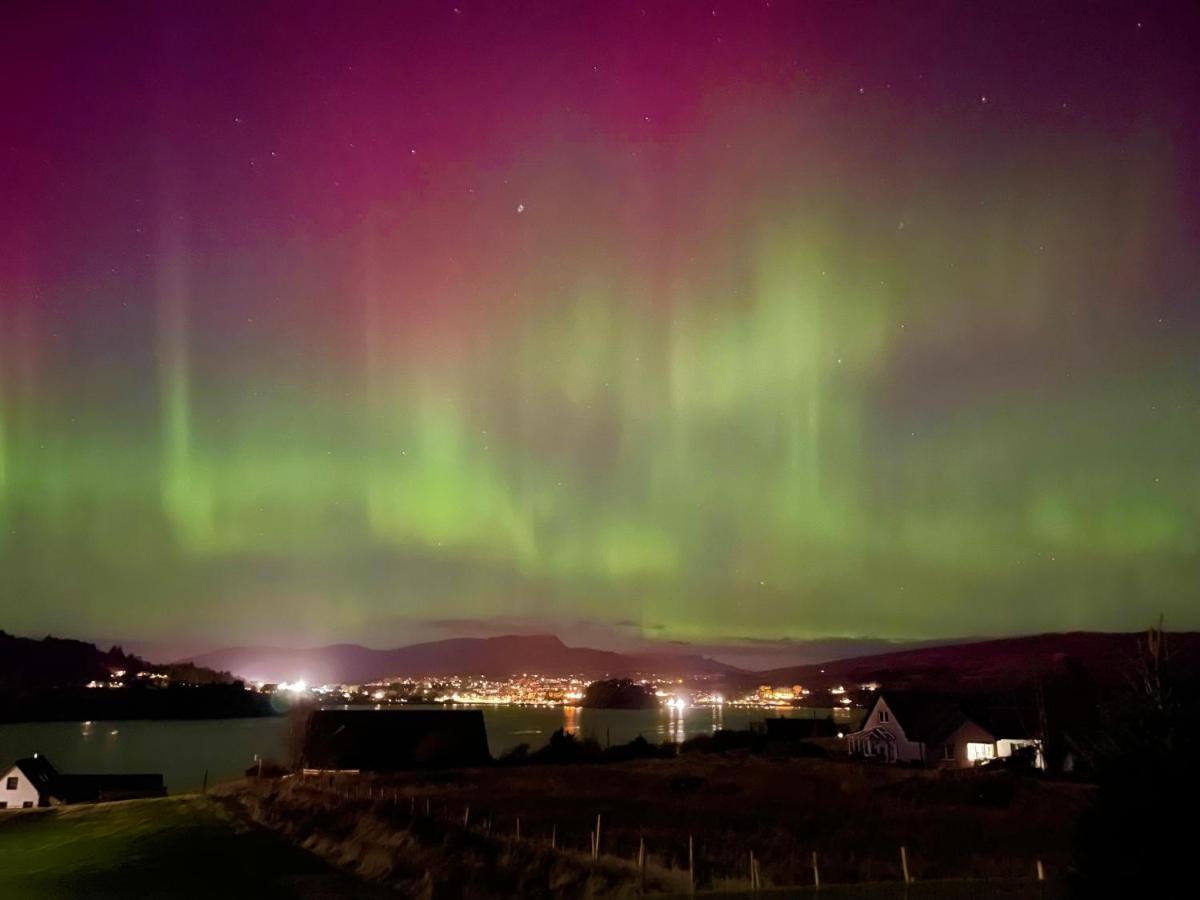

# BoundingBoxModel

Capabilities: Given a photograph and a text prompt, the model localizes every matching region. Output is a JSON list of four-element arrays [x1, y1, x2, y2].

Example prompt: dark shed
[[53, 773, 166, 803], [765, 716, 837, 740], [301, 709, 491, 771]]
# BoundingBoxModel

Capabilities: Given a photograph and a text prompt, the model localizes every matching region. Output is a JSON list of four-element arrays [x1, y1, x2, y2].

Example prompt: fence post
[[551, 823, 556, 850], [516, 817, 521, 841], [688, 835, 695, 895], [594, 813, 602, 860], [900, 845, 911, 884], [812, 850, 820, 890], [202, 770, 208, 796], [1036, 859, 1045, 881], [463, 805, 470, 828], [638, 837, 646, 893], [749, 850, 757, 891]]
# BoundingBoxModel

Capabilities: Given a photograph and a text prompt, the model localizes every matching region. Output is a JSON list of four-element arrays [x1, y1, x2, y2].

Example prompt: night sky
[[2, 1, 1198, 652]]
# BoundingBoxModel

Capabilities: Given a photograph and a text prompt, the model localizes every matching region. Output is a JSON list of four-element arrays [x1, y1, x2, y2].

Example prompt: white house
[[846, 692, 1043, 768], [0, 755, 57, 810]]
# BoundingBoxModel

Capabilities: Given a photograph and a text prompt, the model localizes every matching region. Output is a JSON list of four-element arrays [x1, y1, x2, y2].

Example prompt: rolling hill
[[754, 630, 1200, 693], [184, 633, 742, 684]]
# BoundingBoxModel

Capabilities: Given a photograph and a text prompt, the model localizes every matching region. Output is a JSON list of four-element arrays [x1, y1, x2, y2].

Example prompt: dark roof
[[302, 709, 491, 771], [868, 692, 970, 743], [965, 704, 1035, 740], [12, 756, 59, 793]]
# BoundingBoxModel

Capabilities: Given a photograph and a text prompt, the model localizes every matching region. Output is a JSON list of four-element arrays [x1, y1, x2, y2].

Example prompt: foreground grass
[[0, 794, 391, 899], [224, 754, 1083, 897], [223, 780, 686, 898]]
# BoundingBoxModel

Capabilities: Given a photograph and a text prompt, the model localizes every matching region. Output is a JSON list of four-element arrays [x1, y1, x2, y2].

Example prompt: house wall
[[997, 738, 1045, 769], [936, 720, 996, 768], [0, 766, 43, 810], [849, 697, 926, 763]]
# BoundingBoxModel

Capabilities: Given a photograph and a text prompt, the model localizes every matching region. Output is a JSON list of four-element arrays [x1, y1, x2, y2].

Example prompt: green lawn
[[0, 795, 391, 899]]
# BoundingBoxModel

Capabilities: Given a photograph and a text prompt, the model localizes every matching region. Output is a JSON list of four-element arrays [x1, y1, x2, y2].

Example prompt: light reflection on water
[[0, 706, 860, 793], [665, 705, 686, 743], [483, 704, 859, 751]]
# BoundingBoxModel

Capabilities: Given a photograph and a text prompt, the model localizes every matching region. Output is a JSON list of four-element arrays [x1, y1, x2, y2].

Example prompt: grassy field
[[224, 753, 1086, 897], [0, 757, 1084, 898], [0, 795, 391, 899]]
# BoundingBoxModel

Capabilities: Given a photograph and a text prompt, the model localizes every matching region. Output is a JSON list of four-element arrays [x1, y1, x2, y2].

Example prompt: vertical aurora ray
[[0, 286, 22, 513], [0, 363, 7, 504], [0, 318, 7, 501], [361, 228, 394, 539], [0, 284, 37, 536], [155, 209, 213, 551]]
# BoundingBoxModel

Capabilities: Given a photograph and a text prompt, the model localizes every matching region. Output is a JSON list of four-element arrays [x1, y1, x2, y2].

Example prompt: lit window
[[967, 742, 995, 762]]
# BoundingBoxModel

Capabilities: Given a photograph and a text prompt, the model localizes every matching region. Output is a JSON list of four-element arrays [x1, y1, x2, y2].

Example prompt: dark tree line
[[1070, 620, 1200, 897]]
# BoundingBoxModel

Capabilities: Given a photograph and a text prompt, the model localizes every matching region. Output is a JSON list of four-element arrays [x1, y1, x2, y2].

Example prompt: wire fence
[[266, 773, 1066, 898]]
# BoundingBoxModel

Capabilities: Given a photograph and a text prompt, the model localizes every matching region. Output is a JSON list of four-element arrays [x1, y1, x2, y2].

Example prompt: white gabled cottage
[[847, 692, 1042, 768], [0, 755, 57, 810]]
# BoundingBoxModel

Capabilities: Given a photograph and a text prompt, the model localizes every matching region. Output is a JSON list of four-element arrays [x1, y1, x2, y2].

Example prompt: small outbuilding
[[53, 773, 166, 803], [300, 708, 491, 772], [765, 716, 837, 740]]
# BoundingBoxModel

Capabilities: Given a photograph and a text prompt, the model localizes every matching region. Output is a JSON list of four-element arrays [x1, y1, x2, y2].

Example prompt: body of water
[[0, 705, 861, 793]]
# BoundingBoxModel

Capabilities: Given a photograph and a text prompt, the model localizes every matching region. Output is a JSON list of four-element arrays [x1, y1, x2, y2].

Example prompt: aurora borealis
[[2, 2, 1198, 651]]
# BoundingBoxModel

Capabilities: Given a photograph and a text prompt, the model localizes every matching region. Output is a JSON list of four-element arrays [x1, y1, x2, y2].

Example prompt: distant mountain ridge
[[8, 627, 1198, 695], [185, 633, 743, 684]]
